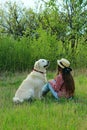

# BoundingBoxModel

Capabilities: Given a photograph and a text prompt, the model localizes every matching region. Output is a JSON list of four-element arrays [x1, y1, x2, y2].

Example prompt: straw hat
[[57, 58, 70, 69]]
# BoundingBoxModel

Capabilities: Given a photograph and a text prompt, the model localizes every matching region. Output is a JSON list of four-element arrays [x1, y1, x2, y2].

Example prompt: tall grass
[[0, 35, 87, 72], [0, 37, 32, 72], [0, 70, 87, 130]]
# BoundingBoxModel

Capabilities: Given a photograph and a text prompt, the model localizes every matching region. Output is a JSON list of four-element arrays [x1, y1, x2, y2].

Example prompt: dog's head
[[34, 59, 50, 73]]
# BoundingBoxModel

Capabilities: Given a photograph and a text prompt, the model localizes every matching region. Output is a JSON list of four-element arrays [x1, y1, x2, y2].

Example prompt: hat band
[[60, 61, 66, 68]]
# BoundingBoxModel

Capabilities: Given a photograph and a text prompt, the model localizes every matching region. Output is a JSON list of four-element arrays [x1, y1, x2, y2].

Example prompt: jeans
[[42, 83, 59, 99]]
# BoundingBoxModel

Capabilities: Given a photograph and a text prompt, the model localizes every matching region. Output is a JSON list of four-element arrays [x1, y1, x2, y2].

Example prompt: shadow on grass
[[72, 95, 87, 105], [40, 93, 87, 105], [12, 94, 87, 106]]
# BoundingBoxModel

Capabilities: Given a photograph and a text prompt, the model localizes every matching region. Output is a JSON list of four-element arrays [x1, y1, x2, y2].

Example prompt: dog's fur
[[13, 59, 49, 103]]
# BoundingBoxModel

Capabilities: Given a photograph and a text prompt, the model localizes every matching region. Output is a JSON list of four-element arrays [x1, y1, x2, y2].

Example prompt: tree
[[38, 0, 67, 40], [0, 2, 26, 38], [62, 0, 87, 49]]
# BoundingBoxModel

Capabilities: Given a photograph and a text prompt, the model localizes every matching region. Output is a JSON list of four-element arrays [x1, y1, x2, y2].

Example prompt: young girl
[[41, 58, 75, 99]]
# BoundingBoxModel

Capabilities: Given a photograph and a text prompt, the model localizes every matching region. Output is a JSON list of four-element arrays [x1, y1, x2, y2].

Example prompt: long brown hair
[[57, 65, 75, 95]]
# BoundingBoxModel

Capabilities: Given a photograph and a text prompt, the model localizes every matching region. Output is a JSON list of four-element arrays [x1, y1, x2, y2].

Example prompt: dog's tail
[[13, 97, 23, 103]]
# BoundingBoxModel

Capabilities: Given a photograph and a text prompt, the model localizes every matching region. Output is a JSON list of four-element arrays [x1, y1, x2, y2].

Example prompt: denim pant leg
[[42, 83, 50, 93], [48, 83, 58, 99]]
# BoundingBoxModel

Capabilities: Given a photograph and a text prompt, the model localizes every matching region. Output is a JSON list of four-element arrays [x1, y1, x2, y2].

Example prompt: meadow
[[0, 1, 87, 129], [0, 69, 87, 130]]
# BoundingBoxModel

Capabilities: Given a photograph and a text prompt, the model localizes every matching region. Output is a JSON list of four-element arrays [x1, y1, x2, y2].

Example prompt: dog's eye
[[42, 60, 45, 62]]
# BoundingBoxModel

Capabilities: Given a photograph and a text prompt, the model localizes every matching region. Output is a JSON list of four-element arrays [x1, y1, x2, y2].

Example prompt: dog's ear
[[34, 61, 40, 70]]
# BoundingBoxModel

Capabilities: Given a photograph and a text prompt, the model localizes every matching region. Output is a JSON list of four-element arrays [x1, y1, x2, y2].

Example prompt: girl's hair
[[57, 65, 75, 95]]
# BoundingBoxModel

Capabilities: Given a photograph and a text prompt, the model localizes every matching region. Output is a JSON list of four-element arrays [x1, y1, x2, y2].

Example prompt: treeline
[[0, 0, 87, 72]]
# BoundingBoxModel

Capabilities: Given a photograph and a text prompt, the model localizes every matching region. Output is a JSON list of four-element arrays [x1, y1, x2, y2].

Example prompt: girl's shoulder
[[55, 73, 63, 81], [57, 73, 62, 78]]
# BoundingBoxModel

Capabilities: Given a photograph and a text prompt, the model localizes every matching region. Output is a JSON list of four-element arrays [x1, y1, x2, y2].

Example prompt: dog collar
[[33, 69, 45, 74]]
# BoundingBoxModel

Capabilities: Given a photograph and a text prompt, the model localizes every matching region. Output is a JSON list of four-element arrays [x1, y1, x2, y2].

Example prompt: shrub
[[0, 36, 32, 72]]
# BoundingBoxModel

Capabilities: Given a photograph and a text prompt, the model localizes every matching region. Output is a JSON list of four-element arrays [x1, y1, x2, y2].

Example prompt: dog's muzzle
[[44, 60, 50, 68]]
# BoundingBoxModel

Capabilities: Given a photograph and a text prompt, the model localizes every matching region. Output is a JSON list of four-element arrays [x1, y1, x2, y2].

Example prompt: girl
[[41, 58, 75, 99]]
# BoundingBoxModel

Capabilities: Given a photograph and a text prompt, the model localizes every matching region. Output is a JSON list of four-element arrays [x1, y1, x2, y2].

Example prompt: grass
[[0, 69, 87, 130]]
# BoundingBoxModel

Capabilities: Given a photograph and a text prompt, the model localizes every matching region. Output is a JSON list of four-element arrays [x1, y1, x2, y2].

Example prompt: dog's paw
[[13, 97, 23, 104]]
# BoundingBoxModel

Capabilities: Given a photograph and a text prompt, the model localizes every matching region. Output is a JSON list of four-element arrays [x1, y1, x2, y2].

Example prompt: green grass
[[0, 70, 87, 130]]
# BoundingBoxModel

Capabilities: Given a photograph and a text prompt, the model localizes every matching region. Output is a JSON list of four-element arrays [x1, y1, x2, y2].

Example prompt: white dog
[[13, 59, 49, 103]]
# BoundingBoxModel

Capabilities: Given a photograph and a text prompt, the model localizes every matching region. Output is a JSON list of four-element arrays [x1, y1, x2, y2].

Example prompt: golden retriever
[[13, 59, 49, 103]]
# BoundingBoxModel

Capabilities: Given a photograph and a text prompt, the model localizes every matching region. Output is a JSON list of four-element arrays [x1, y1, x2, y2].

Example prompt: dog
[[13, 59, 49, 103]]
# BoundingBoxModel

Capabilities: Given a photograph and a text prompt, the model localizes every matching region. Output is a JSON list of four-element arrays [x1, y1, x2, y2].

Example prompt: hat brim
[[57, 60, 65, 69]]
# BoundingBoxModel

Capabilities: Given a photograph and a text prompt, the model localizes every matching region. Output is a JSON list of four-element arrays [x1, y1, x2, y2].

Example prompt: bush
[[0, 36, 32, 72], [0, 33, 87, 72], [30, 28, 63, 70]]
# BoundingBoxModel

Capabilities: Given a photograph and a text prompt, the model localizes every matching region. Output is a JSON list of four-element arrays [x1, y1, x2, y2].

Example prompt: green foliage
[[75, 44, 87, 68], [0, 33, 87, 72], [30, 28, 63, 70], [0, 0, 87, 71], [0, 36, 32, 72]]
